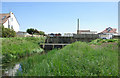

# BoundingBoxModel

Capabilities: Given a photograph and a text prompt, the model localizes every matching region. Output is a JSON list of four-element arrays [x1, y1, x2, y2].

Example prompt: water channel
[[2, 52, 46, 76]]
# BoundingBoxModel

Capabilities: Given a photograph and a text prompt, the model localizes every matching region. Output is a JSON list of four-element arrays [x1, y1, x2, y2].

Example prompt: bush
[[1, 25, 16, 37]]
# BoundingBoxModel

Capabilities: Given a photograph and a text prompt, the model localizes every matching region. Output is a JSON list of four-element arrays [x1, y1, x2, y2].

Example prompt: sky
[[1, 0, 120, 2], [1, 2, 118, 34]]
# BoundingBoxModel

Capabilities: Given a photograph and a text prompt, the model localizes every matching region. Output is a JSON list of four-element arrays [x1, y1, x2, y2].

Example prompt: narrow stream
[[2, 51, 47, 76], [3, 63, 22, 76], [2, 42, 64, 76], [2, 56, 25, 76]]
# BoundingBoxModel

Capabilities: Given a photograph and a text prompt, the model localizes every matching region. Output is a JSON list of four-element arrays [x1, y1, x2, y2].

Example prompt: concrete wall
[[73, 34, 99, 39], [45, 34, 99, 43], [40, 45, 66, 50], [74, 34, 99, 42], [41, 34, 99, 50], [45, 36, 76, 43], [113, 35, 120, 39]]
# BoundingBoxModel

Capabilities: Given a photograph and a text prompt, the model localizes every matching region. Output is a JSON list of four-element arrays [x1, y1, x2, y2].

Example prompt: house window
[[8, 25, 10, 29], [106, 27, 112, 32], [11, 25, 13, 29], [2, 16, 6, 20]]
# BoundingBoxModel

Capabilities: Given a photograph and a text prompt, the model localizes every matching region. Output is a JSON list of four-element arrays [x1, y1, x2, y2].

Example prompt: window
[[8, 25, 10, 29], [106, 27, 112, 32], [2, 16, 6, 20], [11, 25, 13, 29]]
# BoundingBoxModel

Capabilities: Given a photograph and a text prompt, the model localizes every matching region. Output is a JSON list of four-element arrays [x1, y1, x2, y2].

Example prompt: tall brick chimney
[[77, 19, 79, 34]]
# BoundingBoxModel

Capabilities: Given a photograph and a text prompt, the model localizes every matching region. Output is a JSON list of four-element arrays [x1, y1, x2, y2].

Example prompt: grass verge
[[17, 41, 118, 76], [1, 37, 45, 64]]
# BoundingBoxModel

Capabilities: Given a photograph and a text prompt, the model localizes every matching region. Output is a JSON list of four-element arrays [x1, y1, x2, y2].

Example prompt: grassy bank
[[17, 41, 118, 76], [1, 37, 45, 64], [89, 38, 118, 45]]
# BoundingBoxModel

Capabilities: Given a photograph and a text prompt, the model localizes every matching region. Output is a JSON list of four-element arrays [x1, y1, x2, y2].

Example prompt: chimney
[[9, 11, 13, 16], [77, 19, 80, 34]]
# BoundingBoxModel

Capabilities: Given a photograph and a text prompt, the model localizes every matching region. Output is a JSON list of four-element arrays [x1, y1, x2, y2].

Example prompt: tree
[[39, 31, 45, 35], [26, 28, 45, 36], [26, 28, 35, 36]]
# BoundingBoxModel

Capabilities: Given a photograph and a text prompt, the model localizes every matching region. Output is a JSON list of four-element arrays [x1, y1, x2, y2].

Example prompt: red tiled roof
[[0, 13, 10, 24], [101, 27, 117, 33]]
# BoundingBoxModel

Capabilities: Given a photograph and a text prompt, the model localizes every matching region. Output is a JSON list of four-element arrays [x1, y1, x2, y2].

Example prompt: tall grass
[[89, 38, 118, 45], [2, 37, 45, 64], [17, 41, 118, 76]]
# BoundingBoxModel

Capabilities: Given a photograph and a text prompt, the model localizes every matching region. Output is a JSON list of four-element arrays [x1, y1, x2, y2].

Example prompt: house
[[16, 31, 30, 37], [64, 33, 75, 37], [0, 12, 19, 32], [99, 27, 117, 39]]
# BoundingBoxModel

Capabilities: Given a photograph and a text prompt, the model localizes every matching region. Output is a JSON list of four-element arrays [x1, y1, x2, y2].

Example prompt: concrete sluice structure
[[40, 34, 99, 50], [45, 36, 76, 43], [40, 43, 70, 50]]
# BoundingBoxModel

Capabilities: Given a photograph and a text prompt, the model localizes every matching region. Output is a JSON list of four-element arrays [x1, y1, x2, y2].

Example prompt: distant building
[[76, 19, 97, 34], [64, 33, 75, 37], [48, 33, 61, 37], [77, 30, 97, 34], [16, 31, 31, 37], [16, 31, 29, 35], [99, 27, 118, 39], [100, 27, 117, 34], [0, 12, 20, 32]]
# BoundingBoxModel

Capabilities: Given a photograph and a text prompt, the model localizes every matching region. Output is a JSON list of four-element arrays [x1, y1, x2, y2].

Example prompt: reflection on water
[[3, 63, 22, 76], [2, 53, 43, 76]]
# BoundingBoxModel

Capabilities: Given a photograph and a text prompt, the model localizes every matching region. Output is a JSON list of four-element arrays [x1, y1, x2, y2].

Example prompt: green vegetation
[[89, 38, 118, 45], [0, 24, 16, 37], [26, 28, 45, 35], [2, 37, 45, 64], [17, 41, 118, 76]]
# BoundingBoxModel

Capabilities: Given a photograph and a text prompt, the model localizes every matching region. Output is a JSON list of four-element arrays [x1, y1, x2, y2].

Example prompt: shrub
[[1, 25, 16, 37]]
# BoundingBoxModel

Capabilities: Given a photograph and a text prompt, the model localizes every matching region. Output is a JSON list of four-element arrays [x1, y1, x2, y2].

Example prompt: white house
[[99, 27, 118, 39], [0, 12, 19, 32]]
